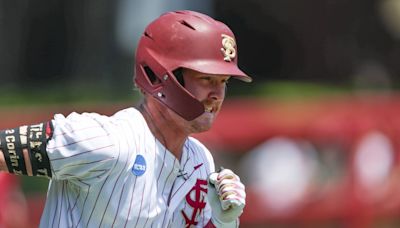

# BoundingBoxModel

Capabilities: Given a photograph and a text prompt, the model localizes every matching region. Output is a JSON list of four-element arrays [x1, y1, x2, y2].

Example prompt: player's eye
[[200, 76, 212, 81]]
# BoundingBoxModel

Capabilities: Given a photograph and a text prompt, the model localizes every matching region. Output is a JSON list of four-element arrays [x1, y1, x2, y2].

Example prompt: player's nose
[[208, 83, 226, 101]]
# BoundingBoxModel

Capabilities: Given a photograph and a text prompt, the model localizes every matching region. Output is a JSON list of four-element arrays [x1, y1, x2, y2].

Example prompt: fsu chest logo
[[181, 179, 208, 227]]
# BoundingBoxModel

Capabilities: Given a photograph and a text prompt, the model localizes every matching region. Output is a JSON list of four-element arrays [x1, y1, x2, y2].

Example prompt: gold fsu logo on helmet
[[220, 34, 236, 62]]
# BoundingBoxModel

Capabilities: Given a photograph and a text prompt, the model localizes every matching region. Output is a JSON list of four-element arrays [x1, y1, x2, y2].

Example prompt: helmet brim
[[178, 60, 253, 83]]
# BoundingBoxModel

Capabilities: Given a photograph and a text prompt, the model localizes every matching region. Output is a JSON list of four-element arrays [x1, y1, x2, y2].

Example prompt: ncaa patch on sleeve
[[132, 154, 146, 176]]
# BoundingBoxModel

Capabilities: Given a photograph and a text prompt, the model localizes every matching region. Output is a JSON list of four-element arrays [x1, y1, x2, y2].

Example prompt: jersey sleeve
[[46, 112, 119, 184]]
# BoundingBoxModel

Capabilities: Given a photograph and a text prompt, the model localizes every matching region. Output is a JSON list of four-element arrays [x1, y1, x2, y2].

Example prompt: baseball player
[[0, 10, 250, 227]]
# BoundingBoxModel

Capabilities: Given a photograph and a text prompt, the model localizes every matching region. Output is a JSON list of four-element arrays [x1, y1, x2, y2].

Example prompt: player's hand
[[207, 168, 246, 227]]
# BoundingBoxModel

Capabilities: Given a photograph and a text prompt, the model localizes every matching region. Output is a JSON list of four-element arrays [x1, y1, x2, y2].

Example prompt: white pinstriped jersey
[[40, 107, 217, 228]]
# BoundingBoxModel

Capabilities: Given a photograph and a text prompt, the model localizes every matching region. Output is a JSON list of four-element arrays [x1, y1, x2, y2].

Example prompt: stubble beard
[[188, 110, 217, 133]]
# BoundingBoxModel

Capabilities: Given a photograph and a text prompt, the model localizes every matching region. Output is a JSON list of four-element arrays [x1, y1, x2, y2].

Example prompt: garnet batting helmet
[[134, 10, 252, 121]]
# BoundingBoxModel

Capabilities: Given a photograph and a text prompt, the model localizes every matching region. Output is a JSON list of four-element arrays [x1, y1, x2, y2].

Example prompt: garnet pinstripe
[[50, 145, 115, 162], [142, 137, 159, 228], [39, 108, 216, 227], [99, 133, 125, 227]]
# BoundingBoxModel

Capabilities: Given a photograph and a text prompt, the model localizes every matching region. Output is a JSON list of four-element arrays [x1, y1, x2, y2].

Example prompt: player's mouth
[[203, 99, 222, 114], [204, 104, 219, 114], [205, 106, 213, 113]]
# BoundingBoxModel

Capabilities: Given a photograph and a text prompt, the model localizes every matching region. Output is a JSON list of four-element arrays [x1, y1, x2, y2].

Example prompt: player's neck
[[139, 101, 187, 159]]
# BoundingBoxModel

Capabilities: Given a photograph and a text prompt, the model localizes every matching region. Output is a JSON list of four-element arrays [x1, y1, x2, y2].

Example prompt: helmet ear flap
[[135, 50, 204, 121], [144, 66, 162, 86], [135, 62, 163, 95]]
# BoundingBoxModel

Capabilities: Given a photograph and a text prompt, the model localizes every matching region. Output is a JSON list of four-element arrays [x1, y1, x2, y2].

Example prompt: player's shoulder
[[112, 107, 144, 122], [111, 107, 149, 131], [187, 137, 208, 151], [51, 108, 143, 137], [53, 111, 110, 128], [54, 107, 142, 124]]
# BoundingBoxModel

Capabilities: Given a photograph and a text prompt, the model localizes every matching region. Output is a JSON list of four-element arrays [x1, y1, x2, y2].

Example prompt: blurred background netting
[[2, 0, 400, 227]]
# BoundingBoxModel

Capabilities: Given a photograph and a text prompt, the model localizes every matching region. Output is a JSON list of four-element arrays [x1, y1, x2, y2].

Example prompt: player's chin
[[191, 124, 212, 133], [190, 113, 216, 133]]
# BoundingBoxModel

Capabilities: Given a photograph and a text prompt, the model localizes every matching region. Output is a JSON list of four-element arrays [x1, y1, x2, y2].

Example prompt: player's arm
[[0, 122, 53, 178], [206, 168, 246, 228]]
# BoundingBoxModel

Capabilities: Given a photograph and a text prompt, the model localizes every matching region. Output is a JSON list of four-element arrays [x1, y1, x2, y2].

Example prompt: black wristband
[[0, 128, 27, 175], [28, 123, 52, 178]]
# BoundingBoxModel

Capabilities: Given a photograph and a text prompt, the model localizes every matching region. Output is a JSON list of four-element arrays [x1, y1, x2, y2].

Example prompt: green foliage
[[227, 80, 352, 100], [0, 84, 141, 106], [253, 81, 351, 99]]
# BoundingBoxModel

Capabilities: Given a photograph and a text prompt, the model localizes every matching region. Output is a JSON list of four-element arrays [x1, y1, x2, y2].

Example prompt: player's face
[[179, 69, 230, 133]]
